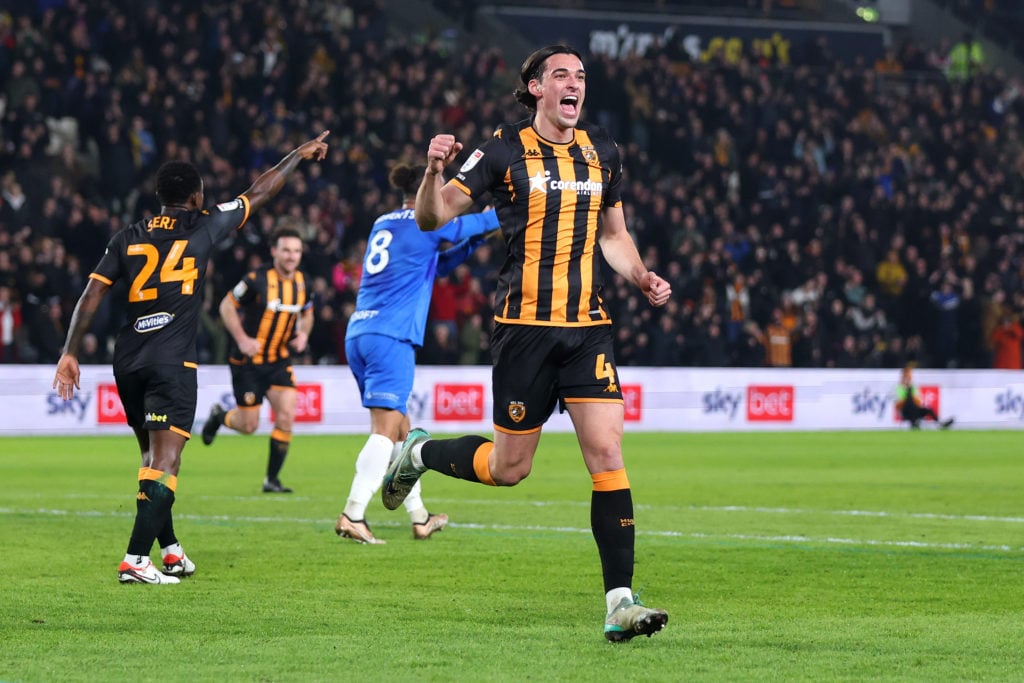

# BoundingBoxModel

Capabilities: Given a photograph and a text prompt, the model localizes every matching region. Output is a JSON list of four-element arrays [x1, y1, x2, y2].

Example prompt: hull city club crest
[[508, 401, 526, 423]]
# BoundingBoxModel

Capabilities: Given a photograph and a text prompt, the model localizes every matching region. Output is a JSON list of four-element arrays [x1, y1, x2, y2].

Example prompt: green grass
[[1, 431, 1022, 682]]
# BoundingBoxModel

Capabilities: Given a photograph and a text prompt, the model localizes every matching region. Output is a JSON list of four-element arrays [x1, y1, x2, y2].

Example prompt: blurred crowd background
[[1, 0, 1023, 370]]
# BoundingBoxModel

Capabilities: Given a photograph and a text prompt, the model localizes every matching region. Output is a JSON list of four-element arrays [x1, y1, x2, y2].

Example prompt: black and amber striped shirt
[[450, 119, 623, 326], [226, 266, 310, 365], [92, 197, 251, 373]]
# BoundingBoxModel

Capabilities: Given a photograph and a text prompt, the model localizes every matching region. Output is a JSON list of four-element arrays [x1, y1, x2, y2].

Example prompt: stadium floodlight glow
[[856, 5, 880, 22]]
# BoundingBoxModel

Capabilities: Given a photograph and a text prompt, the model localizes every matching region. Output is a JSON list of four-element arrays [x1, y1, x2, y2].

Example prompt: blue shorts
[[345, 334, 415, 414]]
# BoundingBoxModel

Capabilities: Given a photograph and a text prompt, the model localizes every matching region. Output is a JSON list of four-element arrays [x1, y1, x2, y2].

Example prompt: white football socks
[[404, 479, 427, 523], [606, 587, 633, 616], [343, 433, 394, 520], [410, 440, 426, 471], [161, 542, 183, 560]]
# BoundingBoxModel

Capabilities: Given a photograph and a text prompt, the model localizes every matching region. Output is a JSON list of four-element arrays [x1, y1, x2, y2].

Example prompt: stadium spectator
[[946, 33, 984, 82], [761, 307, 794, 367], [336, 162, 496, 544], [384, 45, 670, 642], [51, 131, 329, 585], [1, 1, 1023, 373], [990, 313, 1024, 370], [0, 283, 21, 362]]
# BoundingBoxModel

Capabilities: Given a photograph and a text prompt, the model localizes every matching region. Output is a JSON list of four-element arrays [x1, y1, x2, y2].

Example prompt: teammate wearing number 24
[[52, 131, 330, 584], [336, 163, 498, 545]]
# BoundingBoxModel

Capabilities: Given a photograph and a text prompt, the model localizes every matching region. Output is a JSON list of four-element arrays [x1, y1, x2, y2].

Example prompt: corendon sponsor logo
[[746, 385, 794, 422], [434, 383, 484, 422], [622, 384, 642, 422], [271, 383, 323, 423], [895, 386, 939, 422], [97, 383, 127, 424]]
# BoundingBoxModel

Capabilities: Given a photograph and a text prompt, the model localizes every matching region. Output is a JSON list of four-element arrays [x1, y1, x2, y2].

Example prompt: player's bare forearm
[[597, 218, 647, 287], [290, 310, 313, 352], [416, 134, 470, 230], [415, 170, 447, 230], [54, 279, 107, 399], [243, 131, 329, 212], [218, 296, 252, 350], [598, 206, 671, 306], [62, 279, 109, 356]]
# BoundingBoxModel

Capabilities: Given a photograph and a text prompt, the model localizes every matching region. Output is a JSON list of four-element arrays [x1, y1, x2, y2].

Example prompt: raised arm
[[597, 205, 671, 307], [415, 134, 475, 231], [242, 131, 330, 213]]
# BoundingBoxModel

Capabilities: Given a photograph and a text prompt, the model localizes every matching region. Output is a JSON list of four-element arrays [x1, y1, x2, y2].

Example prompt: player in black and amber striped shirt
[[382, 46, 672, 641], [52, 132, 329, 584], [448, 118, 622, 326], [200, 227, 313, 494]]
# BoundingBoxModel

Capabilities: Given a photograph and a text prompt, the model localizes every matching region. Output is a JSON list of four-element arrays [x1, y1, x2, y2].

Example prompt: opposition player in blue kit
[[53, 131, 330, 584], [335, 163, 498, 544]]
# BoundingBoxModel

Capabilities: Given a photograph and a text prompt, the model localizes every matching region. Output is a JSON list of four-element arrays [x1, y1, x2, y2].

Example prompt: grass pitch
[[1, 431, 1022, 682]]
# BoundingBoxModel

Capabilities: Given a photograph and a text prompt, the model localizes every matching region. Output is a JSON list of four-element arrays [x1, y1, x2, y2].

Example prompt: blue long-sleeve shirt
[[346, 207, 498, 347]]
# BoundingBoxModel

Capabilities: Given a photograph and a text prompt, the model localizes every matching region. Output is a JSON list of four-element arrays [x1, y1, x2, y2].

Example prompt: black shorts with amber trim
[[491, 322, 623, 433], [229, 359, 295, 408], [115, 364, 197, 437]]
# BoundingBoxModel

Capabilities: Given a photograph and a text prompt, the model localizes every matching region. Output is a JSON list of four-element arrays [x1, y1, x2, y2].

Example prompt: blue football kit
[[345, 208, 498, 413]]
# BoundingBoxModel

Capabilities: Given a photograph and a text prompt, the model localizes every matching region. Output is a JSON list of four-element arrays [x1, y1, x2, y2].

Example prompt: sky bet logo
[[995, 388, 1024, 420], [97, 383, 127, 424], [851, 387, 893, 420], [621, 384, 642, 422], [702, 388, 743, 420], [434, 383, 485, 422], [46, 390, 92, 422], [746, 385, 794, 422]]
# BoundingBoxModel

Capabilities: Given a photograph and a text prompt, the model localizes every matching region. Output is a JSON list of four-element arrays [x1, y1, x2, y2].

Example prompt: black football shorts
[[229, 359, 295, 408], [115, 364, 198, 437], [490, 322, 623, 433]]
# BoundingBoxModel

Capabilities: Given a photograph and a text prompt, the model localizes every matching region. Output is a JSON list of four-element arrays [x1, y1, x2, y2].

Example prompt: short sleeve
[[449, 134, 512, 200]]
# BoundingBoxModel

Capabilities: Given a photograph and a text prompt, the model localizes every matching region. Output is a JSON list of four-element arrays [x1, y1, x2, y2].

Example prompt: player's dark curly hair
[[389, 163, 426, 199], [155, 161, 202, 206], [513, 44, 583, 112]]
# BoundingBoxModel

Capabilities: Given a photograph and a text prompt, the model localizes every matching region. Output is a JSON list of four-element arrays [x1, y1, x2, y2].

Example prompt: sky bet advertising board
[[7, 365, 1023, 436]]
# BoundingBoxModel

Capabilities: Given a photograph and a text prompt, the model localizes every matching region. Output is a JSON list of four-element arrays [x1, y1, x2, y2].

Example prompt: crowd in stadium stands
[[943, 0, 1024, 60], [473, 0, 813, 17], [1, 0, 1023, 371]]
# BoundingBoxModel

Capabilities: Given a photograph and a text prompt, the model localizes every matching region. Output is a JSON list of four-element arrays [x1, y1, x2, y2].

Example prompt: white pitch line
[[689, 504, 1024, 524], [361, 498, 1024, 525], [1, 507, 1021, 553], [21, 494, 1024, 524]]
